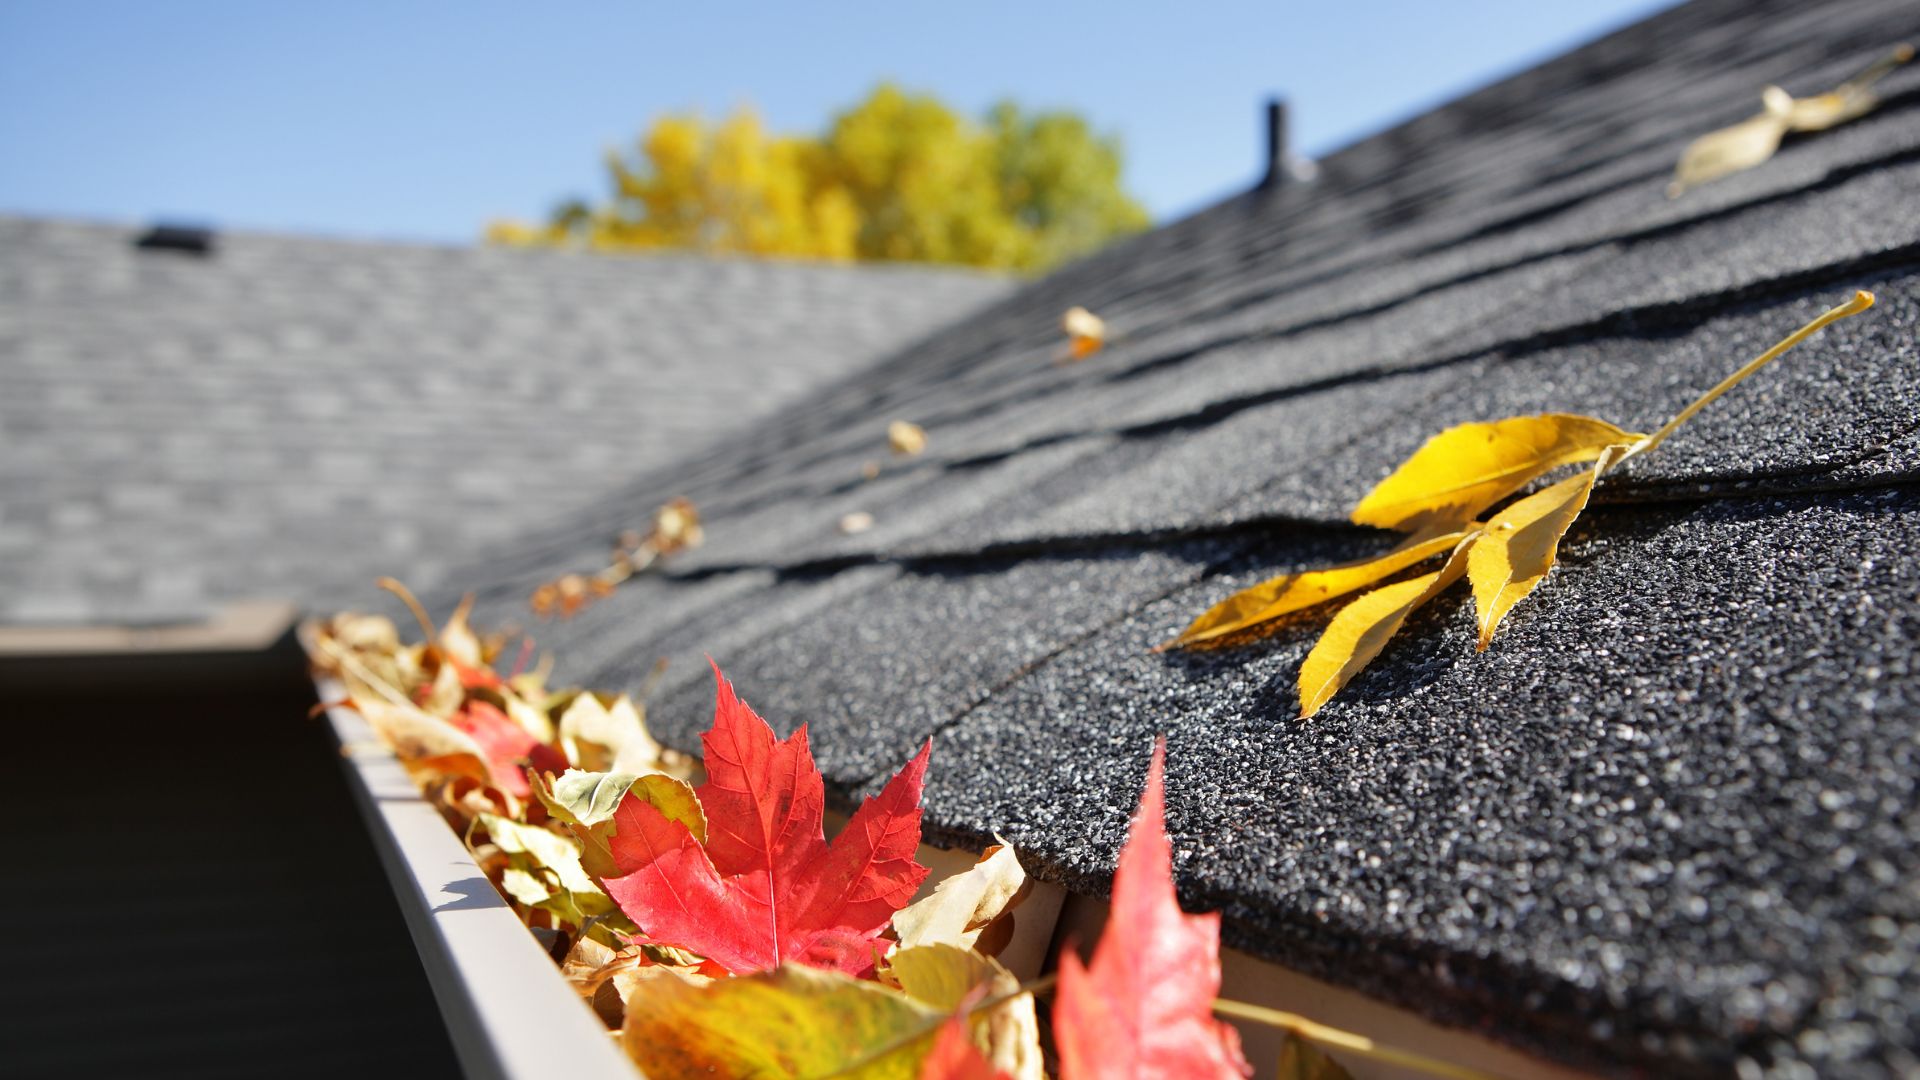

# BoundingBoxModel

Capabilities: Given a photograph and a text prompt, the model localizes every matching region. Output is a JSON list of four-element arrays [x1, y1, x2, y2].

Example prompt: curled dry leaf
[[478, 812, 623, 928], [1670, 44, 1911, 196], [892, 843, 1029, 953], [889, 420, 929, 456], [1061, 306, 1106, 361], [620, 964, 939, 1080], [556, 692, 673, 775], [1170, 292, 1876, 719]]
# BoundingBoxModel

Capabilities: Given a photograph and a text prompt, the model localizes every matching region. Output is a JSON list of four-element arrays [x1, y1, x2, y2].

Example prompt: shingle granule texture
[[405, 0, 1920, 1074]]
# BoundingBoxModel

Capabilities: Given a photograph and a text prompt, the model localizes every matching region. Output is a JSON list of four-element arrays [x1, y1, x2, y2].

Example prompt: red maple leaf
[[449, 700, 564, 800], [1053, 738, 1250, 1079], [603, 662, 932, 976]]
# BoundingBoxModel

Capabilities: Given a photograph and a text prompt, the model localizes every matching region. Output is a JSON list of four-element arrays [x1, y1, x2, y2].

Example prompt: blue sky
[[0, 1, 1674, 245]]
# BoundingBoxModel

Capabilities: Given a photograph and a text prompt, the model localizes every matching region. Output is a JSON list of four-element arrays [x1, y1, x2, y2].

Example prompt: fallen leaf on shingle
[[1296, 547, 1470, 719], [1670, 44, 1911, 195], [1466, 445, 1628, 650], [531, 497, 703, 618], [1172, 292, 1877, 719], [1349, 414, 1640, 534], [1166, 528, 1471, 649], [1061, 306, 1106, 361], [890, 420, 929, 456]]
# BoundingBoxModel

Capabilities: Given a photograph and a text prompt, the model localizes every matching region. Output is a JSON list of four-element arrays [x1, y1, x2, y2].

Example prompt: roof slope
[[430, 1, 1920, 1074], [0, 217, 1008, 625]]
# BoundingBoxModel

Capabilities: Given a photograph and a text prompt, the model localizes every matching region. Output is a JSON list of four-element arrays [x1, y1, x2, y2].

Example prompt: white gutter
[[317, 669, 638, 1080]]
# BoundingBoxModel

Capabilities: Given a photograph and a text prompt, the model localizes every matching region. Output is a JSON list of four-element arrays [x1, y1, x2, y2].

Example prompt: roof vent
[[134, 223, 216, 256], [1258, 98, 1318, 189]]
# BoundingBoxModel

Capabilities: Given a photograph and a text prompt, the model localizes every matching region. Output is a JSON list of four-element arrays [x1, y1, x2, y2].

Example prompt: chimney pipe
[[1261, 98, 1288, 189]]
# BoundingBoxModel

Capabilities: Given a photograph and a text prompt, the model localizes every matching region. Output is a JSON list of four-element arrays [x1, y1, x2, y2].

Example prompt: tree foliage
[[488, 84, 1150, 272]]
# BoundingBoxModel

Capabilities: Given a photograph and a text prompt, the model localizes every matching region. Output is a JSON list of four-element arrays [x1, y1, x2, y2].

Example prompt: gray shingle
[[0, 219, 1010, 625]]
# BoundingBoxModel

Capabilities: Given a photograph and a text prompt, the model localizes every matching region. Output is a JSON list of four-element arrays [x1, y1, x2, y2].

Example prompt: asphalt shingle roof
[[409, 0, 1919, 1073], [0, 217, 1009, 626]]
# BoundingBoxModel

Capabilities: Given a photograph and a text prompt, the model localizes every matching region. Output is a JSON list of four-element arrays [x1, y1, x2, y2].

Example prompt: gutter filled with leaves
[[307, 583, 1499, 1079]]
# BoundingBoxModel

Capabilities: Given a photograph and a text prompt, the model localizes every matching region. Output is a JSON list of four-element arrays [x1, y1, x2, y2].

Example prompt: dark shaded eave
[[408, 0, 1920, 1074]]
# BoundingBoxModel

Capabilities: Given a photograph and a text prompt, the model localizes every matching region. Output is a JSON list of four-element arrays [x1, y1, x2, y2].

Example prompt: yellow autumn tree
[[488, 84, 1149, 272]]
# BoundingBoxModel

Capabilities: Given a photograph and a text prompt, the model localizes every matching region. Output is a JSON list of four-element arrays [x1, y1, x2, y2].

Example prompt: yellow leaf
[[350, 696, 490, 772], [888, 420, 928, 456], [557, 692, 667, 775], [888, 944, 999, 1011], [1467, 445, 1629, 650], [503, 692, 556, 745], [1351, 414, 1642, 533], [1785, 90, 1875, 133], [479, 812, 621, 925], [534, 769, 705, 880], [1670, 45, 1911, 195], [886, 944, 1043, 1080], [1297, 542, 1472, 719], [416, 659, 465, 718], [1667, 92, 1791, 197], [891, 843, 1028, 952], [1062, 306, 1106, 360], [438, 594, 486, 670], [1167, 529, 1469, 649], [620, 964, 939, 1080], [1787, 42, 1912, 132], [1278, 1035, 1357, 1080]]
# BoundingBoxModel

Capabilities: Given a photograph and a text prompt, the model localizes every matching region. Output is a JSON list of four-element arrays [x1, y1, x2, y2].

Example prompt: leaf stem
[[809, 973, 1058, 1080], [1838, 43, 1914, 97], [1628, 290, 1874, 461], [377, 576, 439, 643], [1211, 998, 1503, 1080]]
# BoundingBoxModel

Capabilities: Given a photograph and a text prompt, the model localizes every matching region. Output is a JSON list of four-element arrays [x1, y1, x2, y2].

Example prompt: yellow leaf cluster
[[1669, 44, 1911, 196], [1169, 291, 1877, 718]]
